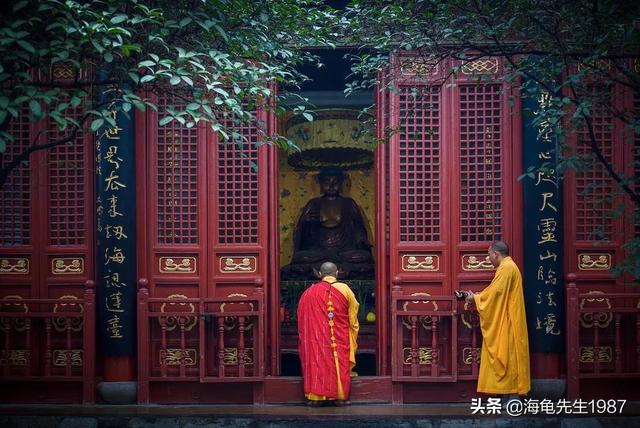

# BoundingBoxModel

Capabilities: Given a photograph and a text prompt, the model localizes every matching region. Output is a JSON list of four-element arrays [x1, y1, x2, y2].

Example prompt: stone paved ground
[[1, 416, 640, 428], [1, 405, 640, 428]]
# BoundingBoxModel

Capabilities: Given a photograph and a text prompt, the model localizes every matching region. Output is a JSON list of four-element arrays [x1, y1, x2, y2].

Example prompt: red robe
[[298, 279, 356, 400]]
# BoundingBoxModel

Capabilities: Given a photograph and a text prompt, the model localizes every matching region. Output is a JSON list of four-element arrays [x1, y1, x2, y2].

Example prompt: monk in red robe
[[297, 261, 360, 406]]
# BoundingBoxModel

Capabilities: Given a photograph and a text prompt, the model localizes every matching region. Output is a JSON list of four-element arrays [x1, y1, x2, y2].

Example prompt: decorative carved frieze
[[461, 58, 499, 74], [579, 291, 613, 328], [219, 256, 256, 273], [223, 347, 254, 365], [52, 257, 84, 274], [0, 258, 29, 274], [0, 349, 29, 366], [401, 254, 439, 272], [159, 348, 197, 366], [462, 254, 494, 271], [462, 347, 481, 365], [578, 253, 611, 271], [402, 347, 434, 365], [579, 346, 612, 363], [159, 257, 197, 274], [159, 294, 198, 331], [53, 349, 83, 367]]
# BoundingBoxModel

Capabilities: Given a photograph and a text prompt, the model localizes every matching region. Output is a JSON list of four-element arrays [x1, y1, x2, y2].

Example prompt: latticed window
[[459, 84, 503, 242], [575, 89, 615, 242], [634, 92, 640, 237], [216, 114, 260, 245], [0, 115, 31, 246], [155, 95, 200, 245], [398, 86, 441, 243], [48, 102, 87, 246]]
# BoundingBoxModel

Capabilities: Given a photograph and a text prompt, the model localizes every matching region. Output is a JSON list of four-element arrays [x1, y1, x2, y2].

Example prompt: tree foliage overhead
[[0, 0, 339, 185], [345, 0, 640, 280]]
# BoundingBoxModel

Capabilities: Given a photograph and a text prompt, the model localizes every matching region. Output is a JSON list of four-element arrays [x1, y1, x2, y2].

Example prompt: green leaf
[[213, 87, 229, 97], [111, 15, 128, 24], [159, 116, 173, 126], [70, 96, 82, 107], [140, 74, 154, 83], [303, 112, 314, 122], [122, 102, 132, 113], [28, 100, 41, 117], [0, 97, 8, 109], [169, 75, 181, 85], [13, 0, 28, 12], [128, 72, 140, 84], [91, 118, 105, 132], [181, 76, 193, 86], [17, 40, 35, 54], [104, 52, 113, 63]]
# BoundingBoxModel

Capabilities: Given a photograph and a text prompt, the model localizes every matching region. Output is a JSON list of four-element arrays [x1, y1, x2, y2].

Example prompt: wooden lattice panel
[[635, 92, 640, 237], [47, 104, 86, 246], [398, 86, 441, 242], [0, 116, 31, 246], [575, 93, 614, 242], [156, 96, 199, 245], [216, 115, 259, 245], [459, 84, 502, 242]]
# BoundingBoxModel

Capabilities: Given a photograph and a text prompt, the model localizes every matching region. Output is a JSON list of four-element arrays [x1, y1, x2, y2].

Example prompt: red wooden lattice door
[[563, 73, 640, 399], [386, 55, 522, 384], [0, 65, 95, 402], [137, 94, 273, 401]]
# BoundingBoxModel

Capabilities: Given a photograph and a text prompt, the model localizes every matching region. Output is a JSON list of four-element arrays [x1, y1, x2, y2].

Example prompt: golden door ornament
[[579, 291, 613, 329], [462, 347, 481, 365], [159, 257, 196, 274], [462, 254, 494, 271], [0, 295, 29, 333], [402, 292, 438, 331], [220, 293, 255, 331], [401, 255, 439, 272], [402, 347, 434, 365], [461, 58, 499, 74], [220, 257, 256, 273], [461, 300, 481, 330], [0, 258, 29, 274], [578, 254, 611, 271], [159, 348, 197, 366], [51, 258, 84, 274], [53, 350, 83, 367], [159, 294, 198, 332], [579, 346, 612, 363], [52, 295, 85, 332]]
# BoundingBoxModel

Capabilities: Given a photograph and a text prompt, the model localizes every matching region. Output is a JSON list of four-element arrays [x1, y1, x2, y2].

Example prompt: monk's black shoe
[[334, 400, 351, 407], [306, 400, 323, 407]]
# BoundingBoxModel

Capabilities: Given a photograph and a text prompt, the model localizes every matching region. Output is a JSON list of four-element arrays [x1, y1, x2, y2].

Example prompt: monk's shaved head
[[320, 262, 338, 277], [490, 241, 509, 256]]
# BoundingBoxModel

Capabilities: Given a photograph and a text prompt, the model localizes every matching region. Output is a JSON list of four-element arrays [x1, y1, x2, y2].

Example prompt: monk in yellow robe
[[298, 262, 359, 406], [464, 241, 531, 396]]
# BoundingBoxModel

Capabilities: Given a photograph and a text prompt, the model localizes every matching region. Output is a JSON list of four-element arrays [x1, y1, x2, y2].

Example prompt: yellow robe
[[473, 257, 531, 395], [306, 275, 360, 401]]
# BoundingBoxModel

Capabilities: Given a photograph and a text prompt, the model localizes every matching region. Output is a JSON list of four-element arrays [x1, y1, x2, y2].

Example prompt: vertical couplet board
[[387, 54, 522, 383]]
